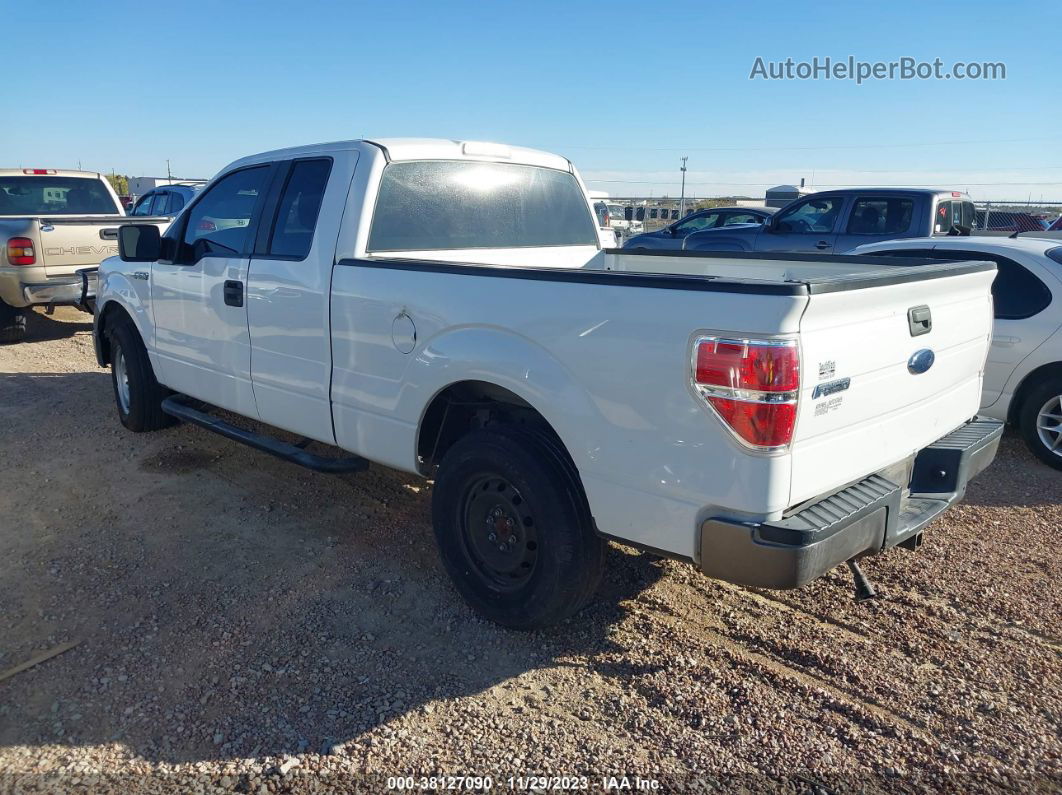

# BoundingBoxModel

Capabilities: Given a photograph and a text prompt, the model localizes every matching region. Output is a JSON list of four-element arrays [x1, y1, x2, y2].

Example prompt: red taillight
[[22, 168, 56, 175], [693, 336, 800, 450], [6, 237, 36, 266]]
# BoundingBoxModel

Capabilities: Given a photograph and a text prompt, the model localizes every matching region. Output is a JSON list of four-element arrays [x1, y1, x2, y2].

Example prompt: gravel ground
[[0, 307, 1059, 794]]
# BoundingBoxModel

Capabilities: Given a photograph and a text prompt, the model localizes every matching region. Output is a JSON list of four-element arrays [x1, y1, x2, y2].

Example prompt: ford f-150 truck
[[93, 139, 1002, 628], [682, 188, 976, 255], [0, 169, 166, 342]]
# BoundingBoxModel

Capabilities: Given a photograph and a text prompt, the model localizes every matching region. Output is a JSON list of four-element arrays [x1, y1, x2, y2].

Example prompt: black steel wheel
[[432, 425, 604, 629], [460, 475, 539, 592]]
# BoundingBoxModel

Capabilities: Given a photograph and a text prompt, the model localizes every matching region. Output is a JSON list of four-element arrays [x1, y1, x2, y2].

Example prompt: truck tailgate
[[789, 264, 995, 506], [36, 216, 168, 275]]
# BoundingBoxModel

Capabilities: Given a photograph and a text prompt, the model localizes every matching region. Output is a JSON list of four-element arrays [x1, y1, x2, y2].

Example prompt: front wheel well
[[416, 380, 571, 474], [1008, 361, 1062, 425], [95, 301, 135, 366]]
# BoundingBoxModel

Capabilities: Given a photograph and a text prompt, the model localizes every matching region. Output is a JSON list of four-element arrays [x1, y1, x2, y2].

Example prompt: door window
[[774, 197, 842, 233], [152, 192, 172, 216], [722, 212, 766, 226], [847, 198, 914, 235], [671, 212, 719, 236], [267, 159, 332, 259], [131, 193, 157, 216], [180, 167, 270, 262], [933, 250, 1052, 319], [169, 191, 187, 213]]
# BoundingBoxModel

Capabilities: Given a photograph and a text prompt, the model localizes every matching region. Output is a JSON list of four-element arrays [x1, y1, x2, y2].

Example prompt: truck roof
[[806, 187, 971, 199], [224, 138, 573, 175], [0, 168, 104, 178]]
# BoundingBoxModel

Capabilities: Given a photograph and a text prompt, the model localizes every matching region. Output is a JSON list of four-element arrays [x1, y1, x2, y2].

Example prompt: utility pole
[[679, 156, 688, 218], [166, 159, 173, 180]]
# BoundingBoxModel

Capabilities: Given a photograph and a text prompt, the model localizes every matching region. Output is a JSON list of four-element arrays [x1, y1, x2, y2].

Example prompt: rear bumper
[[22, 271, 97, 307], [698, 417, 1003, 589]]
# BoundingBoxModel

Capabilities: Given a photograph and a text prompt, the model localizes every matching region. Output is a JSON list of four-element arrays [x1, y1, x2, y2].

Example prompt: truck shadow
[[0, 370, 668, 767], [18, 306, 93, 343]]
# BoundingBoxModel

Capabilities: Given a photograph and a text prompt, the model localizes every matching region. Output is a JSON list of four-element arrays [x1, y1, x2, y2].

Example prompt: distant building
[[765, 184, 811, 209], [128, 176, 207, 198]]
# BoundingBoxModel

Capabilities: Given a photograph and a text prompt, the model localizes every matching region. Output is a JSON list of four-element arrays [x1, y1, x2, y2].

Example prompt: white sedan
[[854, 236, 1062, 470]]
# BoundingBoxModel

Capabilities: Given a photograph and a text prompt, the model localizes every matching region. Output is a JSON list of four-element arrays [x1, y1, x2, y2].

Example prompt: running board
[[161, 395, 368, 473]]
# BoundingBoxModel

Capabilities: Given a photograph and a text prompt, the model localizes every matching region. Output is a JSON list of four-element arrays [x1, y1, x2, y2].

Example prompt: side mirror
[[118, 224, 161, 262]]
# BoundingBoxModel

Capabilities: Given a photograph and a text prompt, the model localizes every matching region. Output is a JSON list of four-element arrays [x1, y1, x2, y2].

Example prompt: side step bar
[[161, 395, 369, 474]]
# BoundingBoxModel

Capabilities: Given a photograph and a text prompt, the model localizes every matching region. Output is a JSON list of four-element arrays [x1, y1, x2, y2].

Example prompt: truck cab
[[683, 189, 976, 255]]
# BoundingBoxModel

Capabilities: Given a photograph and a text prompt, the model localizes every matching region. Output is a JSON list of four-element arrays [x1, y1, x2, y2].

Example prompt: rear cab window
[[0, 176, 119, 215], [367, 160, 598, 251], [934, 197, 975, 234]]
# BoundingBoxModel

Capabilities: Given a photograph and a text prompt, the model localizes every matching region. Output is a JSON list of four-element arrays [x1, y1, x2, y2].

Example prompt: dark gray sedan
[[622, 206, 774, 250]]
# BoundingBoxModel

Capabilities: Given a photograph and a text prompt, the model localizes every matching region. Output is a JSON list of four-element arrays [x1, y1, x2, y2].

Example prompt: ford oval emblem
[[908, 348, 935, 374]]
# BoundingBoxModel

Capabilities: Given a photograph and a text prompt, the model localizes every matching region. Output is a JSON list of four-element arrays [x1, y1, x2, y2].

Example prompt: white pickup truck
[[0, 169, 166, 342], [93, 138, 1003, 628]]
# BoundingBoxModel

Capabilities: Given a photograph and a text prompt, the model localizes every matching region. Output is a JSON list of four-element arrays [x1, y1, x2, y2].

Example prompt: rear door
[[788, 264, 996, 505], [246, 151, 358, 443], [832, 194, 918, 253], [758, 195, 844, 253], [151, 164, 274, 417]]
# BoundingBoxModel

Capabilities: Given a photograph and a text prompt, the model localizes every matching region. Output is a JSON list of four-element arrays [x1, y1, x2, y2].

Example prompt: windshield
[[607, 204, 625, 218], [0, 176, 119, 215], [368, 160, 598, 251]]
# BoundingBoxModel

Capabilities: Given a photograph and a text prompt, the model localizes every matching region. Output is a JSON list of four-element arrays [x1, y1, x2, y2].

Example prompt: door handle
[[992, 335, 1020, 346], [815, 240, 831, 249], [223, 280, 244, 308]]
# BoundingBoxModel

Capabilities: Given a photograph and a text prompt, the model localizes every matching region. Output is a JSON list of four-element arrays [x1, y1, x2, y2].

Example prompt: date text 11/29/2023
[[386, 775, 661, 790]]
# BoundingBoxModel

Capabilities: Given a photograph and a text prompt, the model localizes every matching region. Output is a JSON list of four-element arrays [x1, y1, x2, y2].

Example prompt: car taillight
[[22, 168, 56, 175], [6, 237, 36, 266], [692, 336, 800, 450], [197, 220, 216, 232]]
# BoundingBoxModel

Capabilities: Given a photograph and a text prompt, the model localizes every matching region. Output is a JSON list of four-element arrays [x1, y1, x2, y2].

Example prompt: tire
[[107, 318, 174, 432], [0, 300, 26, 344], [432, 425, 605, 629], [1019, 375, 1062, 471]]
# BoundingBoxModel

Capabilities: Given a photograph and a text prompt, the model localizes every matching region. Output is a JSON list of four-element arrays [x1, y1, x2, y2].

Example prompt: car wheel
[[107, 318, 174, 432], [0, 300, 26, 344], [1019, 375, 1062, 470], [432, 425, 605, 629]]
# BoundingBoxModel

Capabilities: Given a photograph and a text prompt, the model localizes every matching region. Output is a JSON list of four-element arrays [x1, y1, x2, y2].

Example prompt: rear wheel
[[0, 300, 26, 344], [107, 318, 174, 432], [1019, 375, 1062, 470], [432, 425, 605, 629]]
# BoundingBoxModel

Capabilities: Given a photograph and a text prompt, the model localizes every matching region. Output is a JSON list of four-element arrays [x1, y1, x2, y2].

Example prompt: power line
[[554, 136, 1062, 153]]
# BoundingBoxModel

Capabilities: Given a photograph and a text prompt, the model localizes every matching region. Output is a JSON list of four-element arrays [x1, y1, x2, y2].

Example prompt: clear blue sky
[[6, 0, 1059, 201]]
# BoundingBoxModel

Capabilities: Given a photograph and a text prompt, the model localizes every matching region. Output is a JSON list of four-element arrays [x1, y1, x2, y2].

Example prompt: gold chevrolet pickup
[[0, 169, 166, 342]]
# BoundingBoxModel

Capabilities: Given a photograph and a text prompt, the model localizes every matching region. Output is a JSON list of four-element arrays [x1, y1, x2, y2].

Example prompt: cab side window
[[267, 159, 332, 259], [180, 167, 270, 262], [847, 198, 914, 235], [131, 193, 156, 216], [672, 212, 719, 235], [774, 197, 842, 233]]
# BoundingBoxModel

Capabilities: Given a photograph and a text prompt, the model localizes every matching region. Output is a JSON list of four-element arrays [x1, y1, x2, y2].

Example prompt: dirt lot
[[0, 307, 1059, 794]]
